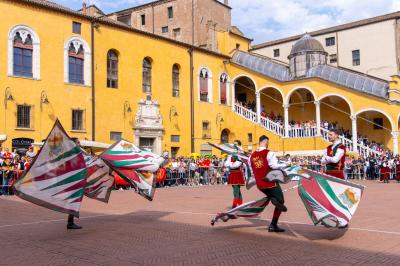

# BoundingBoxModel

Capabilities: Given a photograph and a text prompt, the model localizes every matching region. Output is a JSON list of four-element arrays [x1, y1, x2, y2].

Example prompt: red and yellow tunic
[[325, 143, 346, 179], [396, 160, 400, 181], [380, 161, 390, 181], [250, 149, 277, 189]]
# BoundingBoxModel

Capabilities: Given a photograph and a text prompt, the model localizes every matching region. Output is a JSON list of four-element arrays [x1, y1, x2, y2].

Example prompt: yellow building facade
[[1, 0, 400, 157]]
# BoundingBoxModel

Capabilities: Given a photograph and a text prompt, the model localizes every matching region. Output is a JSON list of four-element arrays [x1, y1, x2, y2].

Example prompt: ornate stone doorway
[[134, 96, 164, 154]]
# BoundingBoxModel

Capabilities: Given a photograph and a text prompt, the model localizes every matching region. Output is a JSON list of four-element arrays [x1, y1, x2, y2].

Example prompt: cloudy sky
[[54, 0, 400, 44]]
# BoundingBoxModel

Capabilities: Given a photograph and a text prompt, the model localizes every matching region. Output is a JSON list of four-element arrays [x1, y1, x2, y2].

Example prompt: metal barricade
[[162, 165, 227, 187]]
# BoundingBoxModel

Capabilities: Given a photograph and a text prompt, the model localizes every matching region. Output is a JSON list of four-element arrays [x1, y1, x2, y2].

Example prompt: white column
[[314, 100, 321, 136], [256, 91, 261, 123], [351, 115, 358, 152], [392, 131, 399, 155], [283, 104, 289, 138], [231, 81, 236, 112]]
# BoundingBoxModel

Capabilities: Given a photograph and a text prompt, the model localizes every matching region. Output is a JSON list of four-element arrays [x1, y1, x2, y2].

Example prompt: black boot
[[338, 224, 348, 229], [67, 215, 82, 230], [268, 223, 285, 232], [271, 198, 287, 212], [67, 223, 82, 230], [268, 218, 285, 232]]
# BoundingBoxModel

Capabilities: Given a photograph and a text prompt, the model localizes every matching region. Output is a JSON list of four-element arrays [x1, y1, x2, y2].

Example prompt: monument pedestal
[[134, 97, 164, 154]]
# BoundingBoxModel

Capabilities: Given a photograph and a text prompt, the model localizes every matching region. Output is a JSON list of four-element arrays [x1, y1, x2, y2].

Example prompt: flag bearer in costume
[[380, 158, 390, 183], [224, 140, 245, 208], [249, 135, 290, 232], [1, 153, 14, 195], [67, 138, 83, 230], [395, 156, 400, 182], [321, 128, 346, 179]]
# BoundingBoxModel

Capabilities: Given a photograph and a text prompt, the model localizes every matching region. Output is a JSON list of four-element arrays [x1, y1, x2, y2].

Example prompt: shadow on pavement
[[0, 200, 397, 265]]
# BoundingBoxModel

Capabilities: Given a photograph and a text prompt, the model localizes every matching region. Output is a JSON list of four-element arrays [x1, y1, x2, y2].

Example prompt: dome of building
[[288, 34, 328, 78], [288, 34, 326, 58]]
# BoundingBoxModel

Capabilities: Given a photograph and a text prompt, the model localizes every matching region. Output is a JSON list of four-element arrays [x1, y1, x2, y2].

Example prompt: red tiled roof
[[13, 0, 230, 59]]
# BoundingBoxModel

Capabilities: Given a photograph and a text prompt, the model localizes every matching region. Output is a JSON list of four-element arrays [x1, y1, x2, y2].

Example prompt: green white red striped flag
[[208, 142, 250, 161], [100, 140, 162, 201], [100, 140, 163, 172], [13, 120, 87, 217], [298, 169, 365, 228], [83, 153, 114, 203], [112, 168, 157, 201], [211, 198, 269, 225]]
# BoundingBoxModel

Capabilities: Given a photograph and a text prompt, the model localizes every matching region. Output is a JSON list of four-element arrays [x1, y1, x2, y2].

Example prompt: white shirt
[[171, 162, 179, 169], [189, 162, 197, 171], [26, 151, 36, 158], [224, 155, 242, 169], [321, 140, 345, 164]]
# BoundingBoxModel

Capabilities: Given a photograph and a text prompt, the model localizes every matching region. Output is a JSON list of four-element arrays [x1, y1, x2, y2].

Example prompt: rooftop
[[13, 0, 230, 59], [231, 50, 388, 99], [109, 0, 231, 16], [251, 10, 400, 50], [288, 34, 326, 58], [77, 4, 105, 16]]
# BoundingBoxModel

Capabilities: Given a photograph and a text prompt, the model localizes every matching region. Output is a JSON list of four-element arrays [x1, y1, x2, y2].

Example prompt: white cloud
[[53, 0, 400, 43], [230, 0, 400, 44]]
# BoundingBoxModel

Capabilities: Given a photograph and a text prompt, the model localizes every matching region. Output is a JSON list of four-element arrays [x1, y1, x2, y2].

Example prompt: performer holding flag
[[249, 135, 290, 232], [224, 140, 245, 208], [210, 134, 365, 230], [67, 137, 84, 230], [321, 128, 346, 179]]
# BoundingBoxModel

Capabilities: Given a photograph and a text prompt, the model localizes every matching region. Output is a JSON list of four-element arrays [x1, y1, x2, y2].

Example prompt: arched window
[[8, 25, 40, 79], [68, 43, 84, 84], [199, 68, 209, 102], [220, 73, 228, 105], [107, 50, 118, 88], [221, 129, 229, 144], [64, 37, 90, 86], [172, 64, 180, 97], [13, 32, 33, 77], [142, 57, 152, 93]]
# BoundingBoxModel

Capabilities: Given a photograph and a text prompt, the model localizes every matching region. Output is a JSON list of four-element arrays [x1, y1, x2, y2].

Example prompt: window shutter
[[200, 76, 208, 95], [220, 81, 226, 102]]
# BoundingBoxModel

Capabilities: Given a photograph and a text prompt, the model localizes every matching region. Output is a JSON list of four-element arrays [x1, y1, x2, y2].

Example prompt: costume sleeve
[[224, 156, 231, 168], [322, 148, 345, 164], [247, 155, 255, 178], [267, 152, 287, 169], [224, 155, 242, 169], [321, 149, 329, 164]]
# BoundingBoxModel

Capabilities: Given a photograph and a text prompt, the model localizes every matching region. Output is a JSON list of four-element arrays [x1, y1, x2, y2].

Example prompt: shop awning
[[0, 134, 7, 143], [32, 140, 110, 153], [80, 140, 110, 152]]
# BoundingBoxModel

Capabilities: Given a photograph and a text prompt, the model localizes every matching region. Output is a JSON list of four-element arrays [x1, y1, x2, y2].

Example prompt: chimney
[[82, 2, 87, 15], [224, 0, 229, 6]]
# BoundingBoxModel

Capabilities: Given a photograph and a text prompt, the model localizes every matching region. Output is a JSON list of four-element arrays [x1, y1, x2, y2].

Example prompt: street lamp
[[124, 101, 132, 117], [216, 113, 224, 126], [169, 106, 178, 121], [4, 87, 13, 108], [40, 90, 50, 111]]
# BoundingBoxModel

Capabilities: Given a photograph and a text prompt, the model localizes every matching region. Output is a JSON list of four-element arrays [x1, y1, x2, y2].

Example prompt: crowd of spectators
[[0, 146, 35, 196], [237, 100, 389, 153], [281, 153, 400, 181], [160, 156, 228, 187], [237, 100, 256, 113], [159, 152, 400, 187], [2, 145, 399, 196]]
